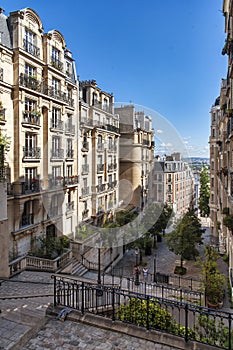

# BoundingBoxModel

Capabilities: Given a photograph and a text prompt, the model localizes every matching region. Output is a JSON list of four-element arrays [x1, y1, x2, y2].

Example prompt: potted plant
[[200, 245, 226, 308], [205, 271, 225, 308]]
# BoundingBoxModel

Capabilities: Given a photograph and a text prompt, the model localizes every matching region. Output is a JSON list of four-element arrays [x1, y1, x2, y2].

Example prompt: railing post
[[81, 282, 85, 315], [184, 303, 189, 343], [229, 313, 232, 350], [112, 288, 115, 322], [146, 295, 150, 331], [53, 275, 56, 306]]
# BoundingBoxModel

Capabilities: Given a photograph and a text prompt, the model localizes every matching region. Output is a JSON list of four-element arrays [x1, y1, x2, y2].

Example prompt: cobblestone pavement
[[22, 317, 179, 350]]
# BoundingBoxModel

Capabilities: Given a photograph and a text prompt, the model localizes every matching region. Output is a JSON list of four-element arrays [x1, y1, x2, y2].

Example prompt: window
[[108, 137, 113, 150], [20, 200, 34, 227], [52, 77, 60, 93], [25, 29, 34, 44], [67, 165, 73, 177], [25, 167, 37, 182], [97, 155, 103, 165], [52, 108, 61, 128], [25, 63, 35, 77], [25, 98, 36, 111], [25, 132, 37, 149], [52, 166, 61, 179], [66, 139, 73, 158], [97, 135, 102, 145], [52, 47, 60, 62], [52, 136, 62, 158], [92, 92, 98, 105]]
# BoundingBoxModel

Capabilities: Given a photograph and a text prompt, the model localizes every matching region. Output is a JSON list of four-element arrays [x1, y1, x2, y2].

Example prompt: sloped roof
[[0, 12, 11, 49]]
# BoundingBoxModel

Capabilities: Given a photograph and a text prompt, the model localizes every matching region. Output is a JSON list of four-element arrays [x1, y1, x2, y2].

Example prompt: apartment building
[[209, 0, 233, 293], [0, 8, 79, 265], [115, 105, 154, 210], [78, 80, 119, 230], [153, 153, 194, 218]]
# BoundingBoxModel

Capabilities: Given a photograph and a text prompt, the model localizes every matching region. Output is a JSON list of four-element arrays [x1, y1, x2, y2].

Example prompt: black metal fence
[[52, 275, 233, 350]]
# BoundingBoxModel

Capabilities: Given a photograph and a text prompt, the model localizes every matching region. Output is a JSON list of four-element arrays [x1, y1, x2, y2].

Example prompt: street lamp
[[153, 253, 157, 283], [96, 238, 103, 296], [134, 247, 140, 286]]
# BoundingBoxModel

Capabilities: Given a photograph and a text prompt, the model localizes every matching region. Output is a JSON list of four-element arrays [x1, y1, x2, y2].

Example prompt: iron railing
[[52, 275, 233, 350], [23, 39, 40, 57]]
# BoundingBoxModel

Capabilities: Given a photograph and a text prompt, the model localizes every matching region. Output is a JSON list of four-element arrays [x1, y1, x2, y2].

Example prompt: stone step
[[71, 260, 88, 276]]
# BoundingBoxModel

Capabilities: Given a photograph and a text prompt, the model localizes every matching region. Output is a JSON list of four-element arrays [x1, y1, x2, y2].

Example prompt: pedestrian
[[143, 267, 148, 281]]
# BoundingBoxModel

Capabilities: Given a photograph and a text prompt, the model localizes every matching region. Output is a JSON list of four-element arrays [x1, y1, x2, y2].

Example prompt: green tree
[[199, 166, 210, 217], [166, 209, 204, 271]]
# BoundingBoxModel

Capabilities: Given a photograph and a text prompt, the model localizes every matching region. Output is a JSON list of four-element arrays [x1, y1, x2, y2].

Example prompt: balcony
[[20, 213, 34, 228], [108, 180, 117, 190], [97, 164, 104, 173], [51, 57, 63, 72], [108, 144, 117, 152], [81, 141, 89, 152], [82, 164, 89, 174], [82, 209, 89, 220], [108, 163, 117, 172], [23, 147, 41, 160], [66, 201, 74, 213], [81, 187, 89, 197], [19, 73, 42, 92], [0, 109, 6, 123], [51, 149, 64, 160], [49, 178, 64, 188], [22, 111, 40, 127], [47, 87, 67, 103], [106, 124, 119, 133], [97, 183, 106, 192], [23, 180, 40, 193], [143, 139, 150, 146], [66, 149, 74, 159], [64, 175, 78, 186], [65, 123, 75, 135], [97, 143, 104, 152], [50, 119, 64, 132], [23, 39, 40, 57]]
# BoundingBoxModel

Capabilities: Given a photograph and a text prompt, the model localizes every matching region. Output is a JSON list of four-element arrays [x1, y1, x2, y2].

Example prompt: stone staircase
[[71, 258, 89, 276]]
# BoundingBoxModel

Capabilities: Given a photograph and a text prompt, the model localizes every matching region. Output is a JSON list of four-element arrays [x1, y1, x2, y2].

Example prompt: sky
[[1, 0, 227, 157]]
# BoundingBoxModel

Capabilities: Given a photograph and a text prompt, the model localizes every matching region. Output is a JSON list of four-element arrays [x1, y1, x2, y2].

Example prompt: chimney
[[0, 8, 5, 14]]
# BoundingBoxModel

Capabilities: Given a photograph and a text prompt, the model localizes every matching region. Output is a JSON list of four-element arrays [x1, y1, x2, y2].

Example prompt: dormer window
[[24, 29, 40, 57]]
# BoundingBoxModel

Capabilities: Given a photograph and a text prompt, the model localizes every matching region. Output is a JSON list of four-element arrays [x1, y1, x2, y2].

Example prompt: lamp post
[[134, 247, 140, 286], [153, 253, 157, 283], [96, 238, 103, 296]]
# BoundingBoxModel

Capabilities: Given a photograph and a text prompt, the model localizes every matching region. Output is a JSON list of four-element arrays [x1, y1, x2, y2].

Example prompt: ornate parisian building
[[209, 0, 233, 295]]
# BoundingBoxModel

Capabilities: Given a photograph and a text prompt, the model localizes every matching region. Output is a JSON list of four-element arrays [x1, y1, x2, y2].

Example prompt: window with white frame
[[25, 63, 35, 77], [25, 98, 36, 111], [52, 108, 61, 128]]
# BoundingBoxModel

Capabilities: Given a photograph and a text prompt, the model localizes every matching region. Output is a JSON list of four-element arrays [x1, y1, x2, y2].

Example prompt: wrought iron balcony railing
[[23, 147, 41, 159], [97, 183, 106, 192], [51, 57, 63, 71], [97, 143, 104, 151], [19, 73, 42, 92], [82, 164, 89, 174], [23, 111, 40, 126], [97, 164, 104, 172], [65, 123, 75, 135], [64, 175, 79, 186], [51, 149, 64, 159], [23, 39, 40, 57], [50, 118, 64, 131], [81, 187, 89, 197], [23, 180, 40, 193], [66, 149, 74, 159]]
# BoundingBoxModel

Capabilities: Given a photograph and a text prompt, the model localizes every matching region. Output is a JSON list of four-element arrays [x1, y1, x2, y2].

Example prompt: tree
[[166, 209, 204, 273], [199, 166, 210, 217]]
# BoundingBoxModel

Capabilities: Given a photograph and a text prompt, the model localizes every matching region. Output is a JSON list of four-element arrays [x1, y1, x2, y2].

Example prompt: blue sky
[[2, 1, 227, 157]]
